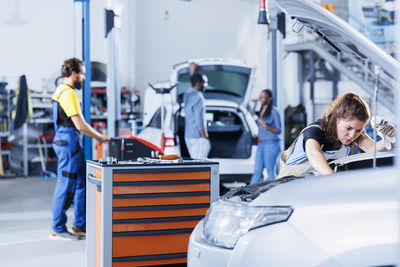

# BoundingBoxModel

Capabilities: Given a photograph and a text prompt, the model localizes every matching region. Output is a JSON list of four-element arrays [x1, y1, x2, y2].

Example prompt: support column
[[309, 51, 315, 121], [80, 0, 92, 160]]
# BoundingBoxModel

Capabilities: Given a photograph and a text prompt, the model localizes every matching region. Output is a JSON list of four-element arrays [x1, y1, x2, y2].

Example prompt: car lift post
[[74, 0, 92, 160], [259, 0, 286, 150], [105, 3, 123, 138]]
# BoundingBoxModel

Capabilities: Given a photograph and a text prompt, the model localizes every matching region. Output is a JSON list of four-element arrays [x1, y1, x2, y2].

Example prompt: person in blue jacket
[[250, 89, 281, 184], [49, 58, 109, 241], [183, 63, 210, 159]]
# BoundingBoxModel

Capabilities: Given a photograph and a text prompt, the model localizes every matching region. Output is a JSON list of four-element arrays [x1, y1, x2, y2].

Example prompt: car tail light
[[161, 133, 175, 150]]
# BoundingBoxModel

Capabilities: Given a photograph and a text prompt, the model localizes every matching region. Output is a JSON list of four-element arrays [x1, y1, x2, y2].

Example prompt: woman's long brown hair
[[320, 93, 370, 144]]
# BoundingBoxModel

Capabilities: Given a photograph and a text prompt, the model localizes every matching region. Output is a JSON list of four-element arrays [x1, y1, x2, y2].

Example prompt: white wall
[[0, 0, 270, 98], [132, 0, 269, 97], [0, 0, 107, 91]]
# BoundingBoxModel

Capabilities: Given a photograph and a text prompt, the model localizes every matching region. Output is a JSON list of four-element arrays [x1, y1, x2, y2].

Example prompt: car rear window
[[177, 65, 251, 98]]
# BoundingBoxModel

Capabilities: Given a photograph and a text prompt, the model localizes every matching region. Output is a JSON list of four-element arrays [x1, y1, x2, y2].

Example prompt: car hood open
[[274, 0, 400, 79]]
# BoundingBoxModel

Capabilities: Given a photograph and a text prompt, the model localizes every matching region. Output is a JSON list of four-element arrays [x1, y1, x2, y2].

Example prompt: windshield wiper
[[223, 176, 303, 202]]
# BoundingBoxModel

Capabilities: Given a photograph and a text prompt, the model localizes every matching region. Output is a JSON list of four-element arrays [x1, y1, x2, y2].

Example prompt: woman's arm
[[305, 139, 334, 175], [355, 132, 387, 152], [257, 108, 281, 134], [257, 118, 280, 134]]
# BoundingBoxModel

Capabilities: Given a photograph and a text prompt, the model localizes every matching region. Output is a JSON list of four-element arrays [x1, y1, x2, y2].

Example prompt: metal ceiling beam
[[285, 41, 395, 113]]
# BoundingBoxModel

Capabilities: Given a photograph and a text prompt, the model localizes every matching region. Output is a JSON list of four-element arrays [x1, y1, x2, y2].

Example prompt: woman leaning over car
[[250, 89, 282, 184], [278, 93, 396, 178]]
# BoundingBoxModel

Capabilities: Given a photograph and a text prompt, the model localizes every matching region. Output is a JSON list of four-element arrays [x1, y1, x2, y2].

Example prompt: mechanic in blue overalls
[[49, 58, 109, 241]]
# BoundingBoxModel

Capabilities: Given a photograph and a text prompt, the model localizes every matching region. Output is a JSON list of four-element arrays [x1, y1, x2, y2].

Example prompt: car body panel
[[188, 167, 399, 266]]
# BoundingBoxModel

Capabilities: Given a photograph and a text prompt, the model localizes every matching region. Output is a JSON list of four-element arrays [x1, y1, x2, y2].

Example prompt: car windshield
[[177, 69, 250, 97]]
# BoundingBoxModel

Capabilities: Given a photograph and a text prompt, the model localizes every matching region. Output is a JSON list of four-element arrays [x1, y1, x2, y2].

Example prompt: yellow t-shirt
[[51, 84, 82, 117]]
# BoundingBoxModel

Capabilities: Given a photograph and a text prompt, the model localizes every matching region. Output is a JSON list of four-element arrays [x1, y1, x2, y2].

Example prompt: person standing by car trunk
[[183, 64, 210, 159], [250, 89, 282, 184]]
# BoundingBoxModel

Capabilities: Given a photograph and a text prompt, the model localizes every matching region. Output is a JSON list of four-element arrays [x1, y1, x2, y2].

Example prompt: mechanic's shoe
[[72, 225, 86, 238], [49, 230, 79, 241]]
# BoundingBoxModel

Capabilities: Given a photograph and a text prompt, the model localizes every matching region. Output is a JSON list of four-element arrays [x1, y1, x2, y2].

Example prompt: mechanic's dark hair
[[321, 93, 370, 143], [261, 89, 273, 118], [61, 58, 84, 77], [190, 72, 205, 87]]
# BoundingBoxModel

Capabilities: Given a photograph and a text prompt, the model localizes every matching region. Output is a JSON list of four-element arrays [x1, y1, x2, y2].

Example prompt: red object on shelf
[[39, 135, 54, 140], [1, 142, 12, 150], [91, 88, 132, 94], [92, 88, 106, 94]]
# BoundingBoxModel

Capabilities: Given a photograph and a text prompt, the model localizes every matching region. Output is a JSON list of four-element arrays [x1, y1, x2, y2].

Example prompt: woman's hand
[[371, 117, 396, 150], [260, 104, 268, 118], [257, 118, 280, 134], [257, 117, 267, 128], [380, 120, 396, 137]]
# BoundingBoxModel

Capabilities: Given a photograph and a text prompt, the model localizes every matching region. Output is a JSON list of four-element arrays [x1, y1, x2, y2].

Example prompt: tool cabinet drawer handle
[[88, 174, 101, 185]]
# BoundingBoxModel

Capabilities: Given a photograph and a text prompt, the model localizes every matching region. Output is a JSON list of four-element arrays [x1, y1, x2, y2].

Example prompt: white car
[[188, 154, 398, 267], [187, 0, 400, 266], [139, 58, 259, 184]]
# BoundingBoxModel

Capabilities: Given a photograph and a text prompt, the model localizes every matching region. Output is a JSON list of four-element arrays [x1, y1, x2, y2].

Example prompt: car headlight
[[202, 200, 293, 249]]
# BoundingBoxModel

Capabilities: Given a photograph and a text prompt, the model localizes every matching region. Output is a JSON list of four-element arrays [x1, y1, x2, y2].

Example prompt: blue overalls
[[51, 92, 86, 233]]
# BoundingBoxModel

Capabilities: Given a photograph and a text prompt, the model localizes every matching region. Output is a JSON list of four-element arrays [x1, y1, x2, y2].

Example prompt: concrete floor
[[0, 176, 85, 267]]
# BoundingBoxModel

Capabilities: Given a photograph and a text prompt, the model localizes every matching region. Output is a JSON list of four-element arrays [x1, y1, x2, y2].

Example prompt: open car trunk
[[176, 108, 253, 159]]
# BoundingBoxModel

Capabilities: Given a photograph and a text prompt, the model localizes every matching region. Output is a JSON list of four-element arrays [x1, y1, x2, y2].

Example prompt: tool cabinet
[[86, 159, 219, 267]]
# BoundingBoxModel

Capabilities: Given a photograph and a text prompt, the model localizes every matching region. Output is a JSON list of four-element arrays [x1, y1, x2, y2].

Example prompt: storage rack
[[0, 88, 12, 175], [22, 93, 55, 176]]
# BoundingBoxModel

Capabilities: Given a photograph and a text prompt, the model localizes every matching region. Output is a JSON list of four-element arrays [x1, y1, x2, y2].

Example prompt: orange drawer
[[113, 183, 210, 194], [113, 220, 199, 232], [113, 233, 190, 257], [94, 168, 102, 179], [113, 257, 186, 267], [113, 208, 209, 220], [113, 195, 210, 207], [113, 171, 209, 182]]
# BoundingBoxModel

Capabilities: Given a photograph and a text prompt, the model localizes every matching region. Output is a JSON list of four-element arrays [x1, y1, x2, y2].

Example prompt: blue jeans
[[250, 142, 281, 184]]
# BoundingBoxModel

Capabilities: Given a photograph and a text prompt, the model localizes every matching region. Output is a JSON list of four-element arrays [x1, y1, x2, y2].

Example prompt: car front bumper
[[188, 220, 341, 267], [188, 220, 233, 267]]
